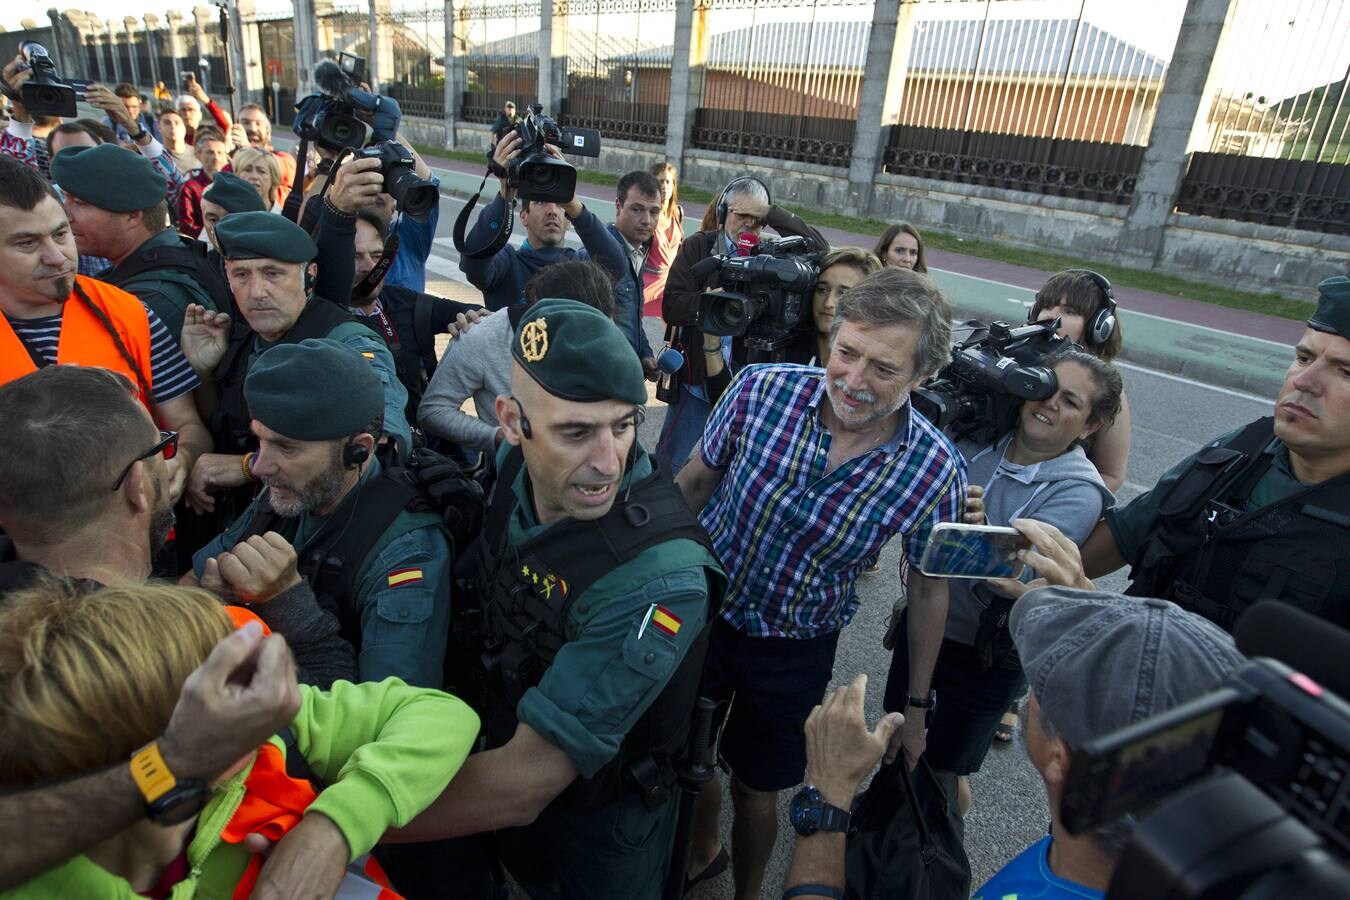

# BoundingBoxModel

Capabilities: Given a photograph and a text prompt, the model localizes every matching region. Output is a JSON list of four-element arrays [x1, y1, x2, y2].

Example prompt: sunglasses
[[111, 430, 179, 491]]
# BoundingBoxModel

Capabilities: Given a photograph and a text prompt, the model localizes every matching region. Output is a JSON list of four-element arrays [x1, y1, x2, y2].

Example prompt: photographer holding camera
[[658, 175, 827, 469], [458, 129, 628, 313], [676, 267, 965, 899]]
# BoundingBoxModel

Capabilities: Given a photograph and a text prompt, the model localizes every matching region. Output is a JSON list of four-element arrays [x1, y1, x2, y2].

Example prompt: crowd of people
[[1, 69, 1347, 900]]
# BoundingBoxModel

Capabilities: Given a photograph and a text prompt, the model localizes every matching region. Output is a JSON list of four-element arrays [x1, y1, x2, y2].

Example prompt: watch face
[[790, 785, 822, 837]]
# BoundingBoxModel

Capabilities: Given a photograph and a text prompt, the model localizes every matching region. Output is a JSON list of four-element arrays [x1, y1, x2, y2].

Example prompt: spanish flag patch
[[387, 568, 424, 588], [651, 606, 682, 637]]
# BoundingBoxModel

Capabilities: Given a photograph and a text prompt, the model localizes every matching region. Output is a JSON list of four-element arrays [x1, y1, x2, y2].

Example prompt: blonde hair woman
[[230, 146, 284, 210]]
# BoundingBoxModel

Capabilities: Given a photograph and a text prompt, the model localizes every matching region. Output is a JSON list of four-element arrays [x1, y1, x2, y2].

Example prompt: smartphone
[[917, 523, 1030, 580]]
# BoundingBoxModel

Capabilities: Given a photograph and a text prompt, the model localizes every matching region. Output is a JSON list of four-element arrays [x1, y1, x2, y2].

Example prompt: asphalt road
[[416, 191, 1279, 897]]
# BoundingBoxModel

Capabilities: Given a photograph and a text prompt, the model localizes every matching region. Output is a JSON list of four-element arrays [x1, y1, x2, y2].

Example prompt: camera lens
[[385, 165, 438, 223]]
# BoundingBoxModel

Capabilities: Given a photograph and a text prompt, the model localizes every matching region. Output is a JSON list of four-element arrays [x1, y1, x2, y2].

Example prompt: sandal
[[684, 846, 729, 895], [993, 711, 1018, 745]]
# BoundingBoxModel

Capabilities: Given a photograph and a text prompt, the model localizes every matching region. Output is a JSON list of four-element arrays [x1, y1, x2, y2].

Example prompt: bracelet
[[322, 196, 356, 221], [782, 885, 844, 900], [906, 690, 936, 709], [240, 452, 256, 482]]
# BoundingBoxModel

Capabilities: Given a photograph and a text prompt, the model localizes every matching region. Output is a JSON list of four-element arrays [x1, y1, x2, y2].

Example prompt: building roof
[[619, 17, 1166, 80], [471, 28, 663, 66]]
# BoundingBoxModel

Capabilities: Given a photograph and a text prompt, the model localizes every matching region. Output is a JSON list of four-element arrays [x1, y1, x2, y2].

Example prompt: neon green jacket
[[4, 677, 479, 899]]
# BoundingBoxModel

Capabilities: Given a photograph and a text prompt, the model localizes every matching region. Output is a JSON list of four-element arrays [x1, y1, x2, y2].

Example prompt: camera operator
[[1078, 276, 1350, 633], [883, 351, 1120, 816], [658, 175, 827, 469], [675, 267, 965, 900], [458, 131, 628, 312]]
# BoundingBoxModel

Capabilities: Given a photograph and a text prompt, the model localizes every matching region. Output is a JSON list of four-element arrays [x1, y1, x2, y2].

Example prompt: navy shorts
[[701, 617, 841, 793], [883, 608, 1026, 776]]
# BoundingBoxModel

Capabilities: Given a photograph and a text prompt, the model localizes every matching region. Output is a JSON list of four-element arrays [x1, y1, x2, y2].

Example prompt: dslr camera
[[695, 236, 820, 364], [1061, 654, 1350, 898], [351, 141, 438, 223], [502, 103, 600, 203], [293, 53, 400, 152], [12, 42, 90, 118], [912, 318, 1072, 443]]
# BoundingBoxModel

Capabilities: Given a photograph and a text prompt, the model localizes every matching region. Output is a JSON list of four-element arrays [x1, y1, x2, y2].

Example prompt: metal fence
[[1177, 0, 1349, 233], [459, 1, 542, 124], [691, 0, 874, 167], [555, 0, 677, 144], [882, 0, 1186, 204]]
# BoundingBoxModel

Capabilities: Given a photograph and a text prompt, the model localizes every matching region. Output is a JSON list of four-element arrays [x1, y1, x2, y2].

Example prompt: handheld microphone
[[656, 347, 684, 376], [735, 232, 760, 256], [1235, 601, 1350, 700]]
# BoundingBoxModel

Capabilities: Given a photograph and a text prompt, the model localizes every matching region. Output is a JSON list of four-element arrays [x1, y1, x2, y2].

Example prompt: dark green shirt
[[1105, 425, 1308, 563], [113, 228, 217, 339]]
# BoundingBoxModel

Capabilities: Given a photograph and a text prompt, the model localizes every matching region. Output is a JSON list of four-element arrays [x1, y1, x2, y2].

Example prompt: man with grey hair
[[676, 266, 965, 900], [658, 174, 828, 470]]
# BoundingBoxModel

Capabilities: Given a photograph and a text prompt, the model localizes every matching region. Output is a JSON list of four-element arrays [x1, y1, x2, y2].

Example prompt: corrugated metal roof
[[616, 18, 1165, 80]]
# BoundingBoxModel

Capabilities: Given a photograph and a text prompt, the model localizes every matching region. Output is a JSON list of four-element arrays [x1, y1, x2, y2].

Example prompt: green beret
[[245, 339, 383, 440], [512, 298, 646, 405], [214, 211, 317, 263], [50, 144, 166, 211], [203, 171, 267, 214], [1309, 275, 1350, 340]]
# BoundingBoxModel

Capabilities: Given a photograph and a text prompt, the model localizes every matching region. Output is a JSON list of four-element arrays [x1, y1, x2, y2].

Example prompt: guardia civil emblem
[[520, 319, 549, 362]]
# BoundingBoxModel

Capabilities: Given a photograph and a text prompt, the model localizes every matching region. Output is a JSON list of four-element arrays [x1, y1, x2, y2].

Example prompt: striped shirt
[[7, 306, 199, 405], [700, 364, 966, 639]]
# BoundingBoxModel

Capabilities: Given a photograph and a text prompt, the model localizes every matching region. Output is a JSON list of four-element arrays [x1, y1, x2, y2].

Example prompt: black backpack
[[103, 235, 235, 317]]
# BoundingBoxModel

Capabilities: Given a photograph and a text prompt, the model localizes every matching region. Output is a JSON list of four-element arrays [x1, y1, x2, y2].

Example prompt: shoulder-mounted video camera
[[8, 42, 91, 118], [692, 235, 820, 364], [500, 103, 600, 204], [912, 318, 1073, 443], [293, 52, 399, 151]]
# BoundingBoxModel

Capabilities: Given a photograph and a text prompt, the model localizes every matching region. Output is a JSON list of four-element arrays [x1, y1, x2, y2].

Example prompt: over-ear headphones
[[1029, 269, 1117, 347], [715, 176, 772, 226], [342, 440, 370, 469]]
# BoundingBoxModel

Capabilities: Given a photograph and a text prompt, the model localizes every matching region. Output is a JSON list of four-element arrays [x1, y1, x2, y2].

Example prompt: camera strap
[[351, 232, 399, 302], [452, 169, 515, 260], [282, 135, 311, 224]]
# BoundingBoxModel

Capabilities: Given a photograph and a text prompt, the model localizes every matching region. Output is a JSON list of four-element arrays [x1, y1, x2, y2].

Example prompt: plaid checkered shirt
[[699, 364, 967, 639]]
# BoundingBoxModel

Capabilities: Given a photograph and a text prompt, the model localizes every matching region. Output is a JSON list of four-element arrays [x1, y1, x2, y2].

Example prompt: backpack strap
[[413, 291, 436, 366], [1157, 417, 1276, 521]]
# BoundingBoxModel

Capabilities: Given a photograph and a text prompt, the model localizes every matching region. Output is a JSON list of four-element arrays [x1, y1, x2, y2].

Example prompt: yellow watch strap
[[129, 741, 177, 804]]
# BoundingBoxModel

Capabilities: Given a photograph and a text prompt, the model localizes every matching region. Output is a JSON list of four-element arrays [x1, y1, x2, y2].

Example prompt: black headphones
[[715, 176, 772, 226], [342, 440, 370, 469], [1030, 269, 1117, 347]]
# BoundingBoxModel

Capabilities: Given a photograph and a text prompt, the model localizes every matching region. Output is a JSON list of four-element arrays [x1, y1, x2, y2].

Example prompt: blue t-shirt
[[974, 837, 1105, 900], [386, 175, 441, 293]]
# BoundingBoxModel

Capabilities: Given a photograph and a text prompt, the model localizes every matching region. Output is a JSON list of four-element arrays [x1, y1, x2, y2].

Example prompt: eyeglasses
[[111, 430, 179, 491]]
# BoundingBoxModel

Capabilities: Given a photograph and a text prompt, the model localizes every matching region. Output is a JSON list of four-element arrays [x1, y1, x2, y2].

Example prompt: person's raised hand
[[804, 674, 902, 807], [962, 484, 986, 525], [180, 303, 232, 374], [491, 131, 524, 198], [159, 621, 301, 782], [2, 56, 32, 122], [227, 122, 249, 151], [84, 82, 133, 128], [203, 533, 302, 605], [727, 198, 771, 221], [186, 453, 251, 515], [328, 155, 383, 214], [185, 72, 209, 104], [984, 517, 1094, 598], [249, 812, 350, 900]]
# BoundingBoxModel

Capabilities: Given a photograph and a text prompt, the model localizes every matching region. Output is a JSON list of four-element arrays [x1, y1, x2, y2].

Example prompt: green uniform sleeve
[[353, 525, 452, 688], [132, 284, 189, 341], [338, 331, 413, 450], [517, 553, 711, 778], [293, 678, 480, 859]]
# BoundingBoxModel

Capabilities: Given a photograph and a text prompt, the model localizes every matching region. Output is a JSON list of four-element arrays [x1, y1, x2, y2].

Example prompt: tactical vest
[[465, 447, 724, 810], [1127, 417, 1350, 631], [101, 232, 235, 318], [355, 284, 440, 419], [210, 298, 373, 453], [236, 453, 446, 651]]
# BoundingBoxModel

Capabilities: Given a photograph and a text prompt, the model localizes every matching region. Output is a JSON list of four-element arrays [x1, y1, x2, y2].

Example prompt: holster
[[970, 583, 1019, 672]]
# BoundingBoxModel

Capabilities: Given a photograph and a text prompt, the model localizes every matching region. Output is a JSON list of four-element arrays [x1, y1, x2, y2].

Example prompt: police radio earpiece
[[715, 176, 772, 226], [1028, 269, 1117, 347], [342, 440, 369, 469], [513, 397, 533, 440]]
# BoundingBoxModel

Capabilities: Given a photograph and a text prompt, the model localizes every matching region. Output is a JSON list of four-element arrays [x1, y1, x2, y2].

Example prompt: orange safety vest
[[0, 276, 155, 408]]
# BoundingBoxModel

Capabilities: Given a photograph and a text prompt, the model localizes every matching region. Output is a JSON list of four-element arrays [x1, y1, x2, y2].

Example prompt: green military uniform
[[1107, 276, 1350, 629], [474, 299, 725, 899], [192, 339, 451, 686], [50, 144, 220, 339]]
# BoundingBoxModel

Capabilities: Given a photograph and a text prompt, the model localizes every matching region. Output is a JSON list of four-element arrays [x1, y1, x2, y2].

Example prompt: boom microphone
[[1234, 601, 1350, 700]]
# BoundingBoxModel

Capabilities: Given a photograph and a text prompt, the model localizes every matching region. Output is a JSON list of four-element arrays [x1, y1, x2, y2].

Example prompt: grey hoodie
[[943, 432, 1115, 646]]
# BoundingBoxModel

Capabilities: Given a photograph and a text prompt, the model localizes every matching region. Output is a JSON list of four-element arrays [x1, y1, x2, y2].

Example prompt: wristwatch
[[129, 740, 211, 825], [789, 785, 851, 837], [906, 689, 937, 709], [128, 126, 147, 141]]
